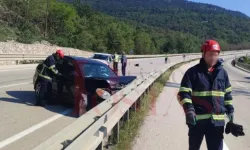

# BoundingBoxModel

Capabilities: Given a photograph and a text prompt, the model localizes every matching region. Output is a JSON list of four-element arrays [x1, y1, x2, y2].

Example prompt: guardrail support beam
[[96, 141, 104, 150], [137, 97, 142, 111], [131, 102, 137, 113], [124, 110, 130, 122], [112, 122, 120, 144]]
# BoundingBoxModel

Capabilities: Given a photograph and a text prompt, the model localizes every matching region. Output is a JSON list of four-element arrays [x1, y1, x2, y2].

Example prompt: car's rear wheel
[[35, 81, 46, 106]]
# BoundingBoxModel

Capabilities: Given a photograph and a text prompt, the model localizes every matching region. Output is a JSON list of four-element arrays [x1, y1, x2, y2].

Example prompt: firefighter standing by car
[[121, 51, 127, 76], [177, 40, 244, 150], [37, 50, 64, 106], [113, 52, 119, 75]]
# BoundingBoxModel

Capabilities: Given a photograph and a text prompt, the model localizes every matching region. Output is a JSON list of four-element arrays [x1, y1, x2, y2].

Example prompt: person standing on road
[[165, 55, 168, 64], [37, 49, 64, 106], [183, 54, 186, 61], [113, 52, 119, 75], [121, 51, 127, 76], [177, 40, 235, 150]]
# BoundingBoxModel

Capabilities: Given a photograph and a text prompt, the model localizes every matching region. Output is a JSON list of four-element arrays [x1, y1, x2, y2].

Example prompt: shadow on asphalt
[[0, 91, 76, 118], [165, 82, 180, 88]]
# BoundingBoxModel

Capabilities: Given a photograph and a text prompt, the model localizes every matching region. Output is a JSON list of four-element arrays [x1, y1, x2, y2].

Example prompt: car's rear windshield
[[80, 63, 116, 78], [92, 54, 109, 60]]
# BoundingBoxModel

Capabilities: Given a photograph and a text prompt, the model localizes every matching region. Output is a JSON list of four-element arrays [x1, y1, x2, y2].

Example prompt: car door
[[58, 59, 75, 102], [52, 58, 66, 95]]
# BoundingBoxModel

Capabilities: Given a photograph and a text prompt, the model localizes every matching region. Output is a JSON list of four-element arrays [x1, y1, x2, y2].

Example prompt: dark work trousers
[[40, 79, 52, 104], [113, 62, 118, 74], [122, 63, 127, 76], [189, 120, 224, 150], [165, 58, 168, 63]]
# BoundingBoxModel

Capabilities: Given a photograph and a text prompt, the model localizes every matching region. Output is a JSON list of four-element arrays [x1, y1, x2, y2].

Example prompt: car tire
[[35, 81, 46, 106]]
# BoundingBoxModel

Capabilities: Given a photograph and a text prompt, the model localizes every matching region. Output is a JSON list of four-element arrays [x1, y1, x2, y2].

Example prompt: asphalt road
[[132, 55, 250, 150], [0, 56, 192, 150]]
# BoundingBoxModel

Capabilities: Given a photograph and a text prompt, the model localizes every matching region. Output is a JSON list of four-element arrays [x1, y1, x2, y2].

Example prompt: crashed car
[[33, 56, 136, 116]]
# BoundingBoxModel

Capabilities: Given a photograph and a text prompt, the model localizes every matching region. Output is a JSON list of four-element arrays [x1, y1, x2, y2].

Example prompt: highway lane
[[0, 57, 188, 150], [0, 64, 36, 87], [222, 57, 250, 150], [133, 55, 250, 150]]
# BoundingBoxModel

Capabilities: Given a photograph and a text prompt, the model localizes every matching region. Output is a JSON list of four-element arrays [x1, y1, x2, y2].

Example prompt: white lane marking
[[0, 81, 32, 89], [0, 68, 35, 72], [236, 82, 249, 89], [0, 109, 72, 149], [223, 141, 230, 150]]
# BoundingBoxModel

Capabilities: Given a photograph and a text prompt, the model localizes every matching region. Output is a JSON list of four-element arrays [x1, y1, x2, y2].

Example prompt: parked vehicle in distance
[[33, 56, 136, 117], [89, 53, 113, 69]]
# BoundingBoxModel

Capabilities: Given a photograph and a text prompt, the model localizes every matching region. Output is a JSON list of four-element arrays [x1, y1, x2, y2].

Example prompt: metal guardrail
[[234, 57, 250, 72], [32, 50, 250, 150], [0, 54, 167, 61], [0, 50, 249, 61]]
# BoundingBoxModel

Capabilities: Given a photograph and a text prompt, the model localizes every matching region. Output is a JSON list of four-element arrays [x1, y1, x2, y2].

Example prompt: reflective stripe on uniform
[[212, 114, 225, 120], [49, 65, 58, 74], [224, 100, 233, 105], [38, 74, 52, 80], [39, 64, 52, 80], [225, 86, 232, 93], [196, 114, 225, 120], [180, 98, 192, 105], [196, 114, 211, 120], [192, 91, 224, 97], [179, 87, 192, 93]]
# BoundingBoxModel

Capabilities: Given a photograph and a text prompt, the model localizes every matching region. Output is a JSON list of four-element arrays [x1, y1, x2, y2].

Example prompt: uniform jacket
[[39, 54, 59, 81], [178, 58, 234, 126], [121, 55, 127, 66]]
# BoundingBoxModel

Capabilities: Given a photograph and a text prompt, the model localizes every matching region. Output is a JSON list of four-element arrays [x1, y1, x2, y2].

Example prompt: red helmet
[[56, 49, 64, 59], [201, 40, 221, 52]]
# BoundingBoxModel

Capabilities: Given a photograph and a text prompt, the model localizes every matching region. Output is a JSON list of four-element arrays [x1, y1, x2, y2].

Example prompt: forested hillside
[[1, 0, 250, 54], [77, 0, 250, 50]]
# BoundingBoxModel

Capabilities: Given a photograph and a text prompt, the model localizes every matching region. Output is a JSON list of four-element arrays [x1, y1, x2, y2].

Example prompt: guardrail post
[[136, 95, 143, 112], [96, 141, 104, 150], [131, 102, 137, 113], [124, 110, 130, 122], [146, 87, 150, 93], [112, 122, 120, 144]]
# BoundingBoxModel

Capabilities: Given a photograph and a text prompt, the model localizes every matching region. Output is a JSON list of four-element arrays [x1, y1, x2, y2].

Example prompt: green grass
[[112, 59, 198, 150]]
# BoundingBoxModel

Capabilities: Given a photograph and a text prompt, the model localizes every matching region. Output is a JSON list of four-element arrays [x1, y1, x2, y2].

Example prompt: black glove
[[225, 122, 245, 137], [186, 111, 196, 127]]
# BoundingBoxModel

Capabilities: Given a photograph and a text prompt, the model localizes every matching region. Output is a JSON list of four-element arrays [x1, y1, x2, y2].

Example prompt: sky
[[190, 0, 250, 17]]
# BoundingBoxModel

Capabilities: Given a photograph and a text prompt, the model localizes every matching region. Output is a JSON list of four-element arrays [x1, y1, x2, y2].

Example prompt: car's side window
[[64, 60, 75, 77], [56, 58, 66, 74]]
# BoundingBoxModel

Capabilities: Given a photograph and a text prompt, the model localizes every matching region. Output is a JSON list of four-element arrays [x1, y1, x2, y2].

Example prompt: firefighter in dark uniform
[[177, 40, 244, 150], [37, 49, 64, 106], [121, 51, 127, 76]]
